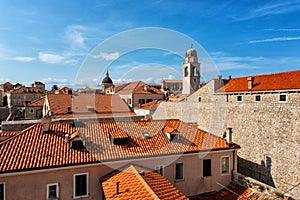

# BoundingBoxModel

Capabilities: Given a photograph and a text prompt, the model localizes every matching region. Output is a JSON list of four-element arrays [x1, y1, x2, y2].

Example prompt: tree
[[51, 84, 59, 91]]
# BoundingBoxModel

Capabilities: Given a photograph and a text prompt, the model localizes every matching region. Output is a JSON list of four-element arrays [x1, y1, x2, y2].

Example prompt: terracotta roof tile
[[26, 96, 45, 107], [218, 70, 300, 92], [0, 119, 239, 173], [101, 164, 188, 200], [46, 93, 135, 119], [116, 81, 163, 95], [190, 182, 273, 200], [134, 100, 161, 110]]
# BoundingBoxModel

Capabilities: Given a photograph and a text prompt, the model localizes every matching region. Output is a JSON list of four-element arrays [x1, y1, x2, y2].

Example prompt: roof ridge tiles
[[128, 165, 161, 200]]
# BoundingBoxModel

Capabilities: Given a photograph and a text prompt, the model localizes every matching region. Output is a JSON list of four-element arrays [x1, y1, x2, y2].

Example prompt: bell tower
[[182, 45, 200, 94]]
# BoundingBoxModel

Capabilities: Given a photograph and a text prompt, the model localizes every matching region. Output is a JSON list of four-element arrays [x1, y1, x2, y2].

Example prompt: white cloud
[[91, 52, 120, 61], [38, 52, 65, 64], [248, 37, 300, 43], [209, 51, 300, 72], [14, 56, 36, 62], [65, 25, 87, 48]]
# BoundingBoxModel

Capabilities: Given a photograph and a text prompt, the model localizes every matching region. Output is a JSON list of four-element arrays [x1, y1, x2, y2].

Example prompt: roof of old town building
[[7, 86, 46, 94], [101, 164, 188, 200], [26, 96, 45, 107], [190, 182, 273, 200], [46, 93, 135, 119], [116, 81, 164, 95], [217, 70, 300, 93], [0, 119, 240, 173]]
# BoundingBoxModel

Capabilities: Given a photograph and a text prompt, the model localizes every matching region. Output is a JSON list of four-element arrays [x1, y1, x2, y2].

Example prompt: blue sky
[[0, 0, 300, 89]]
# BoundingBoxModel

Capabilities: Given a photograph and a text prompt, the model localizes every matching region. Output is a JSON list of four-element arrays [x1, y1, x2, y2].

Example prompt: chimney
[[116, 181, 120, 195], [247, 77, 253, 90], [41, 115, 52, 134], [218, 75, 222, 81], [65, 134, 69, 143], [225, 128, 233, 143], [228, 75, 231, 80]]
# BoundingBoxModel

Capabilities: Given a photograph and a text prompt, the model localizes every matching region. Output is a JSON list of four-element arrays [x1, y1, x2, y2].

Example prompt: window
[[0, 183, 4, 200], [74, 173, 88, 198], [175, 163, 184, 180], [47, 183, 59, 199], [146, 99, 152, 103], [193, 67, 197, 76], [138, 99, 145, 104], [155, 165, 164, 176], [279, 94, 287, 102], [221, 157, 230, 174], [237, 95, 242, 102], [126, 98, 131, 105], [30, 108, 34, 113], [255, 95, 261, 102], [203, 159, 211, 177], [184, 67, 188, 76], [198, 97, 202, 102]]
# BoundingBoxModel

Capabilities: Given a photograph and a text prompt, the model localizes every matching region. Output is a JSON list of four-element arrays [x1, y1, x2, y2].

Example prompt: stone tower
[[102, 71, 113, 92], [182, 46, 200, 94]]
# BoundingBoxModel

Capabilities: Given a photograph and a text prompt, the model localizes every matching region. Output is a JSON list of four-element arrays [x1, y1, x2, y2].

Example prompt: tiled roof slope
[[217, 70, 300, 92], [0, 119, 239, 173], [134, 100, 161, 110], [26, 96, 45, 107], [101, 164, 188, 200], [9, 86, 46, 94], [47, 93, 135, 119], [0, 123, 96, 173], [190, 182, 273, 200], [116, 81, 164, 95]]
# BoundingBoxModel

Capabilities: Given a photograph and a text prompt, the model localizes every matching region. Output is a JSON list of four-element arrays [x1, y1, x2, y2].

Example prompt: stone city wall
[[153, 89, 300, 198]]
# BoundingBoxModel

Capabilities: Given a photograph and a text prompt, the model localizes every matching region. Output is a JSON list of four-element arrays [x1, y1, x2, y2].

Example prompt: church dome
[[186, 47, 197, 57], [102, 72, 113, 84]]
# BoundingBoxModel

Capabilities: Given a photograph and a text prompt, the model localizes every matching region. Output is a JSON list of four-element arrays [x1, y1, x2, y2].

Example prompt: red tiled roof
[[26, 96, 45, 107], [46, 93, 135, 119], [116, 81, 163, 95], [101, 164, 188, 200], [134, 100, 161, 110], [8, 86, 46, 94], [0, 123, 96, 173], [190, 182, 272, 200], [218, 70, 300, 92], [0, 119, 239, 173], [0, 131, 19, 137]]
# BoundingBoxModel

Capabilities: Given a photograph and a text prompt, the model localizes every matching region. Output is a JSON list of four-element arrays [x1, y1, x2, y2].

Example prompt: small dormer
[[109, 129, 130, 145], [67, 131, 85, 149], [163, 126, 179, 142]]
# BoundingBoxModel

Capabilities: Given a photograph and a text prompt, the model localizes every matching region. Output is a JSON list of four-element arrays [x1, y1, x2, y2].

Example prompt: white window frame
[[236, 95, 243, 102], [221, 156, 230, 175], [73, 172, 88, 199], [155, 165, 164, 176], [279, 94, 287, 102], [255, 95, 261, 102], [175, 162, 184, 181], [46, 183, 59, 199], [0, 182, 5, 200]]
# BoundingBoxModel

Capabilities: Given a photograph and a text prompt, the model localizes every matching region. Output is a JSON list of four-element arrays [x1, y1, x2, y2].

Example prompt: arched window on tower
[[185, 67, 188, 77], [193, 67, 197, 76]]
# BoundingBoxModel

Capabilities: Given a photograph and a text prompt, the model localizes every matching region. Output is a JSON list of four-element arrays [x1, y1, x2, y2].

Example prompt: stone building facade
[[153, 70, 300, 198]]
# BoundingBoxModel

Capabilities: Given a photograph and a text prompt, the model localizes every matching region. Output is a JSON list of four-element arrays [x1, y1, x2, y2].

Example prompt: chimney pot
[[218, 75, 222, 81], [225, 128, 233, 143], [228, 75, 231, 80], [247, 77, 254, 90]]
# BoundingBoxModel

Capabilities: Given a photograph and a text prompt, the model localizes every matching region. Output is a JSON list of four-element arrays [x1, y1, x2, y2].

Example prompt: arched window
[[184, 67, 188, 77], [193, 67, 197, 76]]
